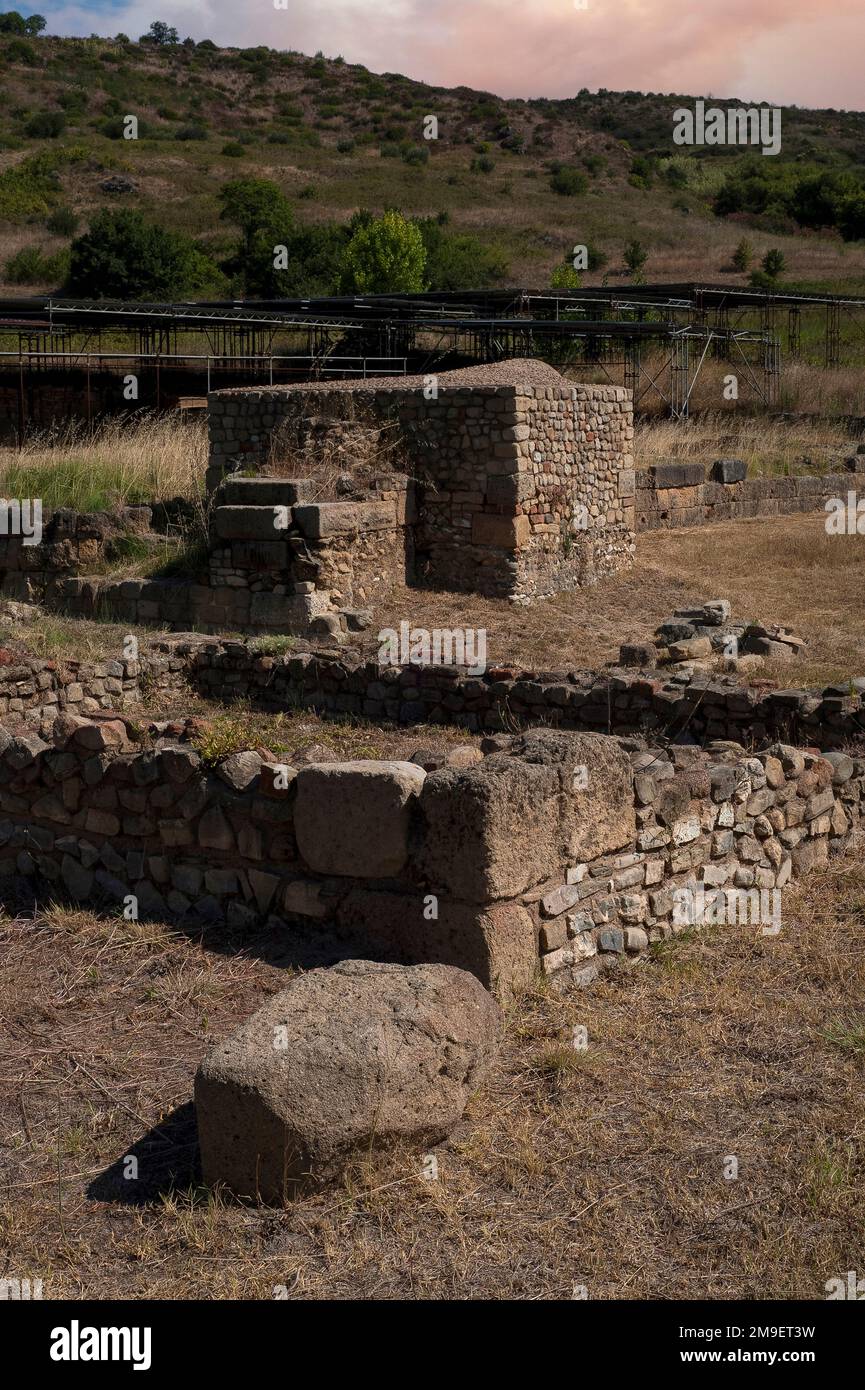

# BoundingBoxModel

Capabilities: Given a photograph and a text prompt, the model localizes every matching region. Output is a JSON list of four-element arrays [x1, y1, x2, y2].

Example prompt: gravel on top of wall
[[212, 358, 572, 396]]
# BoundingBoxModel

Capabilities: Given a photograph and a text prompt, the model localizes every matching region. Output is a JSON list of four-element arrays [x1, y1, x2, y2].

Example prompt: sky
[[29, 0, 865, 110]]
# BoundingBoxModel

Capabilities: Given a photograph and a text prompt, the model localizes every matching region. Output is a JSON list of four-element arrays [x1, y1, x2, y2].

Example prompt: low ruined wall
[[0, 716, 859, 999], [0, 506, 153, 606], [173, 637, 865, 752], [207, 379, 635, 602], [0, 650, 140, 731], [7, 634, 864, 754], [636, 461, 860, 532], [535, 737, 860, 990]]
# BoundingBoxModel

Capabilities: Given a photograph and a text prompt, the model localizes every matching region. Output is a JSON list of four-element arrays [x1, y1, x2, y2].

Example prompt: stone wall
[[7, 633, 864, 754], [206, 374, 635, 602], [532, 735, 861, 991], [0, 506, 153, 607], [0, 649, 141, 732], [0, 714, 859, 1000], [636, 459, 862, 532], [172, 636, 865, 752]]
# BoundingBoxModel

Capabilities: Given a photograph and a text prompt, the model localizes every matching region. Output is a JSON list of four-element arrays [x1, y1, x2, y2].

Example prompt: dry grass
[[2, 856, 864, 1299], [371, 511, 865, 686], [0, 414, 206, 511], [635, 412, 855, 477]]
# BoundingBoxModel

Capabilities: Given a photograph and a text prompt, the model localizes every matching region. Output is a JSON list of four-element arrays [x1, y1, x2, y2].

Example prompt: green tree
[[623, 239, 648, 275], [68, 209, 221, 298], [339, 210, 427, 293], [141, 20, 179, 45], [550, 263, 581, 289], [218, 177, 294, 260], [731, 238, 754, 272], [761, 247, 786, 282]]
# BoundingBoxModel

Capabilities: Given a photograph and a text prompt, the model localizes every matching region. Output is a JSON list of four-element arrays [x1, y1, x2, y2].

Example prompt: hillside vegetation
[[1, 21, 865, 297]]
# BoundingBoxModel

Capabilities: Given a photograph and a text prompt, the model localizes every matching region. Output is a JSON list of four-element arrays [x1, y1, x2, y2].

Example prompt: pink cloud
[[45, 0, 865, 109]]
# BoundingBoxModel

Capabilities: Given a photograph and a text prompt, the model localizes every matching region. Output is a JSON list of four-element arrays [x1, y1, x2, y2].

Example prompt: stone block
[[335, 890, 538, 999], [417, 730, 634, 901], [219, 477, 314, 506], [711, 458, 747, 484], [292, 500, 397, 538], [294, 761, 426, 878], [195, 960, 502, 1201], [213, 506, 290, 541], [471, 513, 530, 550], [649, 461, 705, 489]]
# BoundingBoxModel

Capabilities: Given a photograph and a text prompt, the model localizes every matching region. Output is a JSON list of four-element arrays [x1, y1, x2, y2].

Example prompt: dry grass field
[[373, 511, 865, 688], [2, 856, 864, 1300]]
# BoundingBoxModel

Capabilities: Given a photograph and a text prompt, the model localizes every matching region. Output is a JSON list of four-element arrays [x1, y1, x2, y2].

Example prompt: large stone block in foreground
[[294, 761, 426, 877], [195, 960, 502, 1201]]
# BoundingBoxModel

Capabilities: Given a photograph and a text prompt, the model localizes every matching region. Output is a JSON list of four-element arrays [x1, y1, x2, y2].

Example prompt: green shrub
[[46, 206, 78, 236], [175, 124, 207, 141], [550, 166, 588, 196], [623, 238, 648, 274], [58, 88, 88, 113], [418, 218, 509, 290], [4, 37, 38, 65], [750, 247, 786, 286], [471, 154, 495, 174], [0, 146, 86, 221], [221, 141, 245, 157], [731, 237, 754, 271], [24, 110, 66, 138], [4, 244, 70, 286]]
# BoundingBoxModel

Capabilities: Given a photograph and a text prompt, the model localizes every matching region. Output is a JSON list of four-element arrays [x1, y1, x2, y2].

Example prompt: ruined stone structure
[[1, 713, 860, 1000], [205, 364, 635, 619], [5, 632, 865, 753]]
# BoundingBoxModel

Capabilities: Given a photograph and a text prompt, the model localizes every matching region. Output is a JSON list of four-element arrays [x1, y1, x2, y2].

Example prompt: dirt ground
[[1, 852, 864, 1302], [371, 511, 865, 687]]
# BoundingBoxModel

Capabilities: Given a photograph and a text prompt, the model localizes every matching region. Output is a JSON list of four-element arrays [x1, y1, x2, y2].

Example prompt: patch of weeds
[[248, 634, 295, 657], [191, 714, 257, 766], [819, 1014, 865, 1054], [147, 535, 209, 580]]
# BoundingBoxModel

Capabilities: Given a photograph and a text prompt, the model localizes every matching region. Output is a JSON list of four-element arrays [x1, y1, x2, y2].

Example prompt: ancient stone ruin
[[3, 358, 865, 1198]]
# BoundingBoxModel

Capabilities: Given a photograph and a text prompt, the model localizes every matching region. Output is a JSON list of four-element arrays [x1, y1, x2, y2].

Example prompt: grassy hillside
[[1, 28, 865, 296]]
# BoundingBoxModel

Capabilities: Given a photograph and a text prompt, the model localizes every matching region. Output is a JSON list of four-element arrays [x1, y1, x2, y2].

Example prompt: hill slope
[[1, 28, 865, 296]]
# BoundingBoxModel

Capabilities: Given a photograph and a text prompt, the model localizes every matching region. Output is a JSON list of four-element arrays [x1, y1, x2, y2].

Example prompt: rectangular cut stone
[[471, 513, 530, 550], [293, 500, 396, 538], [295, 761, 426, 878]]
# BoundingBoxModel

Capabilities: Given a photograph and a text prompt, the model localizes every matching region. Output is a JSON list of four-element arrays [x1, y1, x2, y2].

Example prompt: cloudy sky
[[32, 0, 865, 109]]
